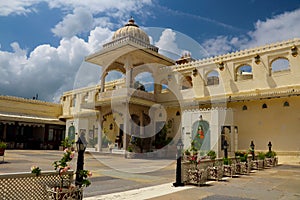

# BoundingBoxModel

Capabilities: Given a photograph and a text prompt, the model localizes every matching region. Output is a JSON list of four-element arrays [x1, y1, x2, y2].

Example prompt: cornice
[[172, 38, 300, 71], [0, 95, 61, 107]]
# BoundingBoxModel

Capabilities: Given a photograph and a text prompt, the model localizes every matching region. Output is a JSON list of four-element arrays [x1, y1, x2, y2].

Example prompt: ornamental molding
[[173, 38, 300, 71], [0, 95, 60, 106]]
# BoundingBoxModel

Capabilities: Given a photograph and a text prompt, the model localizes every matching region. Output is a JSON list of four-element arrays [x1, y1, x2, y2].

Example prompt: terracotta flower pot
[[0, 148, 5, 156]]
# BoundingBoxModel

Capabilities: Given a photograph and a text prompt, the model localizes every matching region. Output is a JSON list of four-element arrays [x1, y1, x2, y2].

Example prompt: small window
[[283, 101, 290, 107], [176, 111, 181, 116], [242, 105, 248, 110], [262, 103, 268, 109]]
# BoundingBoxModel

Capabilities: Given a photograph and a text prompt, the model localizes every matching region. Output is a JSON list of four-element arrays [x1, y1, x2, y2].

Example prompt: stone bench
[[0, 171, 73, 200]]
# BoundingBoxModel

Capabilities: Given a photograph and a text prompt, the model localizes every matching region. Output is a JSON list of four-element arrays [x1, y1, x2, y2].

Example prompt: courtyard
[[0, 150, 300, 199]]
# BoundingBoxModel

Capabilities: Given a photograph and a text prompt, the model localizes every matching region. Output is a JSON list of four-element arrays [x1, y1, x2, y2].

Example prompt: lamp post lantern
[[223, 140, 228, 159], [268, 141, 272, 152], [75, 135, 87, 187], [250, 140, 255, 160], [173, 138, 184, 187]]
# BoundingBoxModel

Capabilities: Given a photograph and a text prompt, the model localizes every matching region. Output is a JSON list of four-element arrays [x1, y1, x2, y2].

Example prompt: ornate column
[[124, 59, 133, 88], [100, 72, 108, 92]]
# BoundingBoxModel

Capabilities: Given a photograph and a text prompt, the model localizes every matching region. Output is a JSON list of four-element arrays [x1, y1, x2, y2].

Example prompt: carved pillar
[[125, 59, 133, 88], [100, 72, 108, 92]]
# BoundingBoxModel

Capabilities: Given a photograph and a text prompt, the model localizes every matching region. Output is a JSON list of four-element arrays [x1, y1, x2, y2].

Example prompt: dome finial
[[125, 16, 138, 27]]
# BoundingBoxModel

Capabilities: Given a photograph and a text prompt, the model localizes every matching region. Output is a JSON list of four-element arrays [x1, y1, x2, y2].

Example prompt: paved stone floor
[[1, 150, 300, 200]]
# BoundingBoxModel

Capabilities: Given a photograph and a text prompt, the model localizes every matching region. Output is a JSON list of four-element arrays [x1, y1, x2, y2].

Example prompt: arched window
[[236, 65, 253, 81], [262, 103, 268, 109], [283, 101, 290, 107], [181, 76, 193, 90], [271, 58, 290, 73], [242, 105, 248, 110], [207, 71, 219, 86]]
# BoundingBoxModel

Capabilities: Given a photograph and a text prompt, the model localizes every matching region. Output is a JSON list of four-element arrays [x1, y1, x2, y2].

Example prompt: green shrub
[[207, 150, 216, 160], [223, 158, 231, 165], [265, 151, 276, 158], [235, 151, 248, 162], [258, 152, 265, 160], [0, 141, 7, 148]]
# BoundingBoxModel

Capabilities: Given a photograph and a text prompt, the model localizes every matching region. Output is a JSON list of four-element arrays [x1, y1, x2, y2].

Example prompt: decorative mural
[[68, 123, 75, 142], [191, 116, 210, 152]]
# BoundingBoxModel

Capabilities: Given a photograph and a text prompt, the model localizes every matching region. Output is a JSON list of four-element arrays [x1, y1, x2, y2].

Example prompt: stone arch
[[181, 75, 193, 90], [101, 67, 125, 92], [206, 70, 219, 86], [270, 57, 290, 73], [235, 64, 253, 81]]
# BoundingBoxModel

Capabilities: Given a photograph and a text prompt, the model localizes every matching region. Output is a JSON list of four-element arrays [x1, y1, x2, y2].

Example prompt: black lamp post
[[223, 140, 228, 159], [250, 140, 255, 160], [268, 141, 272, 152], [75, 135, 87, 187], [173, 138, 184, 187]]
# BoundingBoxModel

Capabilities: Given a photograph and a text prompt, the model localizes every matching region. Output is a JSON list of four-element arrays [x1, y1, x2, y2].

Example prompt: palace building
[[0, 95, 65, 149], [1, 18, 300, 158]]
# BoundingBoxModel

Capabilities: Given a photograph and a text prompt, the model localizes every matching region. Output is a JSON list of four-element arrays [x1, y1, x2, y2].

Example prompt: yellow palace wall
[[230, 96, 300, 154], [0, 95, 62, 118]]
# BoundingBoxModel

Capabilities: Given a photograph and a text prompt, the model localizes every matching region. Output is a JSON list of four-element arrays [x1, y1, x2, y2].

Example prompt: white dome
[[112, 18, 150, 44]]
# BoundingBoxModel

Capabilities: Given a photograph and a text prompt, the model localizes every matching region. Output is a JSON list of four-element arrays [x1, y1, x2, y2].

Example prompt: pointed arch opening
[[181, 75, 193, 90], [236, 64, 253, 81], [271, 57, 290, 73], [206, 70, 219, 86]]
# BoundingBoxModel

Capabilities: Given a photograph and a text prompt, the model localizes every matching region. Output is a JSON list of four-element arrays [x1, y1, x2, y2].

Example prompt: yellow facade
[[0, 95, 65, 149]]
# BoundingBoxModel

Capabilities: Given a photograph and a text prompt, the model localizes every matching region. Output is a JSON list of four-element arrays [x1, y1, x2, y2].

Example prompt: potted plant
[[223, 158, 234, 177], [0, 141, 7, 156], [256, 152, 265, 169], [31, 146, 92, 199], [265, 151, 277, 166], [234, 151, 250, 174]]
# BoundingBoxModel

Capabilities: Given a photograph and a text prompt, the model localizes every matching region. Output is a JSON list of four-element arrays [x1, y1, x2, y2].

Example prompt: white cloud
[[0, 0, 41, 16], [88, 27, 114, 52], [247, 8, 300, 48], [155, 29, 181, 58], [202, 36, 247, 56], [0, 28, 113, 102], [0, 0, 152, 102], [202, 8, 300, 56], [52, 7, 94, 38]]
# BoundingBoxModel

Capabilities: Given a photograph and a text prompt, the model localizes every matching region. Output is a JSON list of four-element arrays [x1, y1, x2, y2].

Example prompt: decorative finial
[[129, 16, 134, 24], [125, 16, 138, 27]]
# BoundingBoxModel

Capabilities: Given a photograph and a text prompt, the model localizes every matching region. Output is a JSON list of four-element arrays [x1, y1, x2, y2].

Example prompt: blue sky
[[0, 0, 300, 102]]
